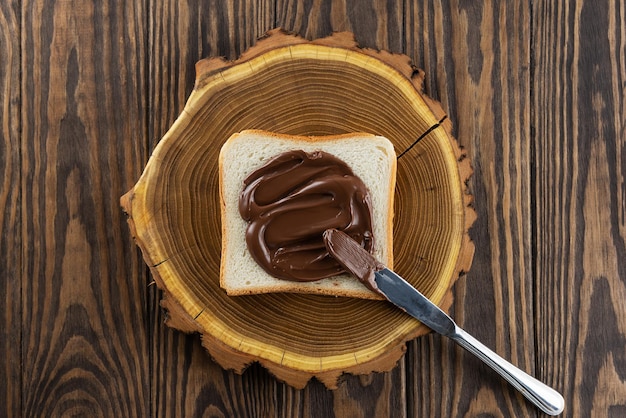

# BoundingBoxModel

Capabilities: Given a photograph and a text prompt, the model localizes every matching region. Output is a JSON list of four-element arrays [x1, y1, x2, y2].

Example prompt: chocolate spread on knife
[[323, 228, 385, 294], [239, 150, 374, 282]]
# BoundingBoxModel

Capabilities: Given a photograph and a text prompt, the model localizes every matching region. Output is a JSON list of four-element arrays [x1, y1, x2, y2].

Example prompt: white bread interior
[[218, 129, 396, 299]]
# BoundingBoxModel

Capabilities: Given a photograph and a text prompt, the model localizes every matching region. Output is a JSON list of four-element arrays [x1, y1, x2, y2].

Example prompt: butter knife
[[324, 229, 565, 416]]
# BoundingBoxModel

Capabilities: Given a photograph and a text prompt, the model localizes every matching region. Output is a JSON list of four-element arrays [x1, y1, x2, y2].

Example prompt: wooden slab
[[121, 29, 474, 389]]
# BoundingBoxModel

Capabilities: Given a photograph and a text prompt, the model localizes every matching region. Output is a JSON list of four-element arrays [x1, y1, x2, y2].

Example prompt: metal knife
[[322, 228, 564, 416], [375, 268, 564, 416]]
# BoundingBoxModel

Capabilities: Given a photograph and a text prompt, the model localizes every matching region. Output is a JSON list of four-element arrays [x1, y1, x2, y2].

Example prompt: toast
[[218, 129, 396, 299]]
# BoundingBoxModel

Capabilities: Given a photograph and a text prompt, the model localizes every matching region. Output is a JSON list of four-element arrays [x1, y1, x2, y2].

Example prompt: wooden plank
[[533, 1, 626, 416], [275, 0, 403, 52], [20, 1, 149, 416], [147, 1, 286, 417], [0, 1, 21, 417], [149, 0, 276, 142], [301, 370, 406, 418], [404, 1, 536, 416]]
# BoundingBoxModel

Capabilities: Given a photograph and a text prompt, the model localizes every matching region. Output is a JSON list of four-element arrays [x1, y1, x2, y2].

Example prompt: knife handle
[[450, 326, 564, 416]]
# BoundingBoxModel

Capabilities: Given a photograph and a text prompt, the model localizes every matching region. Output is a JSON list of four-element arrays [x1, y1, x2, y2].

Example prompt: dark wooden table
[[2, 1, 625, 417]]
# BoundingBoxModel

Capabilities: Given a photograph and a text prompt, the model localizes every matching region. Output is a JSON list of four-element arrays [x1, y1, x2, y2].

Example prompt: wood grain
[[405, 1, 536, 416], [148, 1, 281, 416], [0, 1, 21, 416], [3, 0, 625, 416], [148, 0, 275, 144], [275, 0, 403, 52], [533, 1, 626, 416], [20, 1, 149, 416]]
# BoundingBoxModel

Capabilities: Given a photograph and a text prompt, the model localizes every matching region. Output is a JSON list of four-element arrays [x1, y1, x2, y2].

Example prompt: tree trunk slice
[[121, 28, 475, 389]]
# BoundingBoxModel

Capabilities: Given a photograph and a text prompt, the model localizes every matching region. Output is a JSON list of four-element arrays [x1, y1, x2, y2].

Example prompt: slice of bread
[[218, 129, 396, 299]]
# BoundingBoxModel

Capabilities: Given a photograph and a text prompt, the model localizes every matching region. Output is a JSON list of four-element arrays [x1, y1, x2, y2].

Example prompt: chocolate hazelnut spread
[[239, 150, 374, 282], [323, 228, 385, 294]]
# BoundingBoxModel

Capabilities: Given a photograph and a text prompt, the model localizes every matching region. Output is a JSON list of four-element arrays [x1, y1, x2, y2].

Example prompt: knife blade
[[323, 229, 564, 416], [374, 267, 456, 336]]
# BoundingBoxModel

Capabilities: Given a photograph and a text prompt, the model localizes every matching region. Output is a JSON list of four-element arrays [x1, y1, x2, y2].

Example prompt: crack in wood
[[397, 115, 448, 159]]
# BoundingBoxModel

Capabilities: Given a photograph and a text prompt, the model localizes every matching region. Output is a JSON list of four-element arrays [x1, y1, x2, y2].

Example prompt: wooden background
[[1, 1, 625, 417]]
